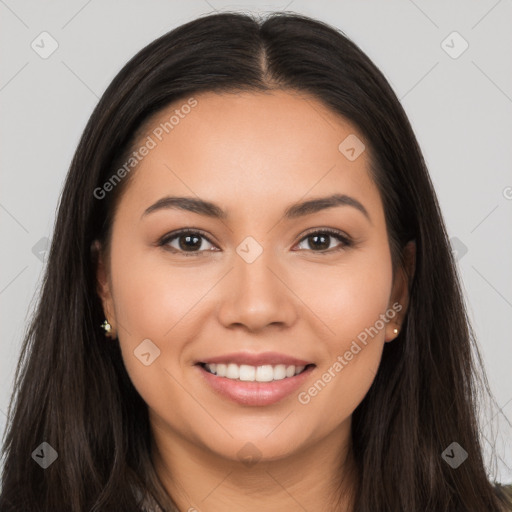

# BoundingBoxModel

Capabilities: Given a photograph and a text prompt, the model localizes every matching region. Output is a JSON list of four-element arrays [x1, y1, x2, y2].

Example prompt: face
[[96, 90, 411, 467]]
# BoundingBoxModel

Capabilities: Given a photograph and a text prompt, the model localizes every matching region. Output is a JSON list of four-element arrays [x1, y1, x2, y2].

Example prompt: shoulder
[[131, 483, 164, 512], [494, 482, 512, 510]]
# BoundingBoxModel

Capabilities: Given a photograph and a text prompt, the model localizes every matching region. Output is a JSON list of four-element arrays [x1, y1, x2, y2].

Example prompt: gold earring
[[101, 319, 115, 338], [393, 327, 399, 335]]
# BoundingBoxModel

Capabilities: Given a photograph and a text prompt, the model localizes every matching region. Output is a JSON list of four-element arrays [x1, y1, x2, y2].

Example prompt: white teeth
[[203, 362, 308, 382], [285, 365, 295, 378], [273, 365, 287, 380], [255, 365, 274, 382], [239, 364, 255, 381], [226, 363, 239, 379]]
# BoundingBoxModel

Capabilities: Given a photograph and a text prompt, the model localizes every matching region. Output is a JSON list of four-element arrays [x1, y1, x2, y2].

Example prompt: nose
[[216, 247, 298, 333]]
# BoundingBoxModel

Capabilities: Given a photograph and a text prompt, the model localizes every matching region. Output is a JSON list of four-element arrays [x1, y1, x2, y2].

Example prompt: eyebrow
[[141, 193, 371, 223]]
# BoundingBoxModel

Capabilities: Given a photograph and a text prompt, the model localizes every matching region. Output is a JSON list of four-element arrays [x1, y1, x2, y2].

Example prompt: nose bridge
[[217, 236, 296, 331]]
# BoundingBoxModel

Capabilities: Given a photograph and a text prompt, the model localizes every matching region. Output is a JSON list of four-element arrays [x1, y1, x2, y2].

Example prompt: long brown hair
[[1, 11, 510, 511]]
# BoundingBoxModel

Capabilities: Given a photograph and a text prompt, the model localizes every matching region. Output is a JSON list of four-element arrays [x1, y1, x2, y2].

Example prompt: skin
[[96, 89, 415, 512]]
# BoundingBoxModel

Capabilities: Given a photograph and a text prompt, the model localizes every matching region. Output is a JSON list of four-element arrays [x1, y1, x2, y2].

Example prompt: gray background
[[1, 0, 511, 483]]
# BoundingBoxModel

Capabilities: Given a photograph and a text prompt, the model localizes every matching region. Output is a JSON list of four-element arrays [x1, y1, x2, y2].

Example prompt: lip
[[196, 363, 316, 406], [197, 351, 314, 367]]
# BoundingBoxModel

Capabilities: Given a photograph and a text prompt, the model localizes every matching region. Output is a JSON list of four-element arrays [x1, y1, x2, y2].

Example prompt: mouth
[[198, 362, 314, 382], [195, 361, 316, 406]]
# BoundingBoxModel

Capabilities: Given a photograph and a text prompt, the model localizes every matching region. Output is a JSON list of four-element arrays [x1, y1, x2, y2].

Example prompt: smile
[[202, 362, 308, 382], [196, 362, 316, 406]]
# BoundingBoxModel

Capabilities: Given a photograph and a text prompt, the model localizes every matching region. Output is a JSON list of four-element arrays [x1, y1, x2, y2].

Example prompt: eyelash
[[158, 228, 353, 257]]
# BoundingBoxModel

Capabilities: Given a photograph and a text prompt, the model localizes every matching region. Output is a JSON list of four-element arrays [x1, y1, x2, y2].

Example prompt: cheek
[[109, 236, 208, 339], [295, 242, 393, 343], [107, 239, 188, 397], [294, 243, 393, 417], [107, 237, 228, 418]]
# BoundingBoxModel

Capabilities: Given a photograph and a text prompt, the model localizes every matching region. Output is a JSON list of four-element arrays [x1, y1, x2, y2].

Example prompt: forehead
[[119, 90, 381, 222]]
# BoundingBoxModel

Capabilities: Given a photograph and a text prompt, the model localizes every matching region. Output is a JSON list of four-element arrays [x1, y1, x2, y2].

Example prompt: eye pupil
[[309, 234, 330, 251], [179, 234, 201, 251]]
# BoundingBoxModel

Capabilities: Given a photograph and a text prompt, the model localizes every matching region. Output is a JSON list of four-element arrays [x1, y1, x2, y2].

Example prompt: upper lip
[[197, 351, 314, 367]]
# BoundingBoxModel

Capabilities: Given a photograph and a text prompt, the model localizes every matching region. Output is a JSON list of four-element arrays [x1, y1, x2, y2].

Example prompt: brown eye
[[295, 229, 352, 254], [160, 230, 217, 256]]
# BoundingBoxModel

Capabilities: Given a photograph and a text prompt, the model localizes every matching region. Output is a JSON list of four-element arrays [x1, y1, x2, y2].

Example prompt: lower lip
[[196, 364, 315, 406]]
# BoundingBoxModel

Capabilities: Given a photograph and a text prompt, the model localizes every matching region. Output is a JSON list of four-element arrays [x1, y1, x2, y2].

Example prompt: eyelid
[[298, 226, 351, 241], [293, 227, 353, 252], [158, 227, 353, 256], [159, 228, 217, 255]]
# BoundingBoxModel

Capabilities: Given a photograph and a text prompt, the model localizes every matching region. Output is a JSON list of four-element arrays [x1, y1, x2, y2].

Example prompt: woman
[[1, 11, 510, 512]]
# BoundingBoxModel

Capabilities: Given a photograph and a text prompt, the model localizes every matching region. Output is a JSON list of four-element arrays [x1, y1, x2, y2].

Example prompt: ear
[[91, 240, 117, 335], [385, 240, 416, 342]]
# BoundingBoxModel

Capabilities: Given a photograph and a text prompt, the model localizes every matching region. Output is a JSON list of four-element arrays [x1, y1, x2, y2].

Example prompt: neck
[[150, 415, 357, 512]]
